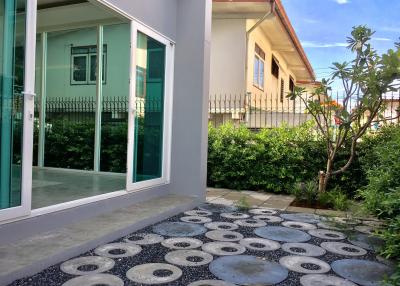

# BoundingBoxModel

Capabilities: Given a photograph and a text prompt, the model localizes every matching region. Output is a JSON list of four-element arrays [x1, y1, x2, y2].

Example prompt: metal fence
[[209, 91, 400, 129]]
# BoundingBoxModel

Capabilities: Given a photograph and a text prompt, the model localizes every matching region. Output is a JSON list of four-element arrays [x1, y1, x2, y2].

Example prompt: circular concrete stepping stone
[[165, 249, 213, 266], [249, 208, 277, 215], [62, 274, 124, 286], [188, 280, 237, 286], [199, 203, 237, 213], [282, 221, 317, 230], [94, 243, 142, 258], [162, 237, 203, 250], [209, 255, 288, 285], [354, 225, 375, 235], [180, 216, 212, 224], [253, 215, 283, 223], [300, 274, 357, 286], [332, 259, 395, 286], [281, 243, 326, 257], [239, 237, 280, 251], [184, 209, 213, 216], [348, 233, 384, 251], [308, 229, 346, 240], [255, 226, 311, 242], [206, 230, 244, 242], [205, 222, 239, 231], [234, 219, 267, 227], [126, 263, 182, 284], [61, 256, 115, 276], [321, 242, 367, 256], [279, 256, 331, 274], [220, 212, 250, 219], [280, 213, 321, 224], [202, 242, 246, 256], [331, 217, 361, 226], [153, 222, 207, 237], [124, 233, 164, 245]]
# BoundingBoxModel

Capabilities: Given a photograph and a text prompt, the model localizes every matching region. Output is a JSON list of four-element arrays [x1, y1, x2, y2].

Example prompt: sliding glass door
[[127, 23, 173, 190], [0, 0, 35, 220]]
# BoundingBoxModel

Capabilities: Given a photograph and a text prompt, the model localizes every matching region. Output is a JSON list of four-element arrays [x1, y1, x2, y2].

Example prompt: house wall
[[210, 19, 246, 95], [246, 19, 298, 113]]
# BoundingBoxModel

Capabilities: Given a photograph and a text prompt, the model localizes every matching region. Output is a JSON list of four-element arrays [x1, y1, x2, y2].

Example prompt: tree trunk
[[318, 171, 327, 193]]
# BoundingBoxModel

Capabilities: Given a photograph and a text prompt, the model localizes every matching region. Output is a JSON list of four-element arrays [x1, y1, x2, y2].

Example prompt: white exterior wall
[[210, 19, 246, 95]]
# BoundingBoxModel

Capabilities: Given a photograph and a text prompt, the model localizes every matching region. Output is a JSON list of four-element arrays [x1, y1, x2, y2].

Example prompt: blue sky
[[281, 0, 400, 91]]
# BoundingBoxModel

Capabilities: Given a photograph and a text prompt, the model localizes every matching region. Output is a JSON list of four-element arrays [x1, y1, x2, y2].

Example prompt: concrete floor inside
[[32, 167, 126, 209]]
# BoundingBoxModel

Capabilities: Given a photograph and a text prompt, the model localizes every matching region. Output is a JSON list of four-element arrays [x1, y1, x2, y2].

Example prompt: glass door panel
[[133, 32, 166, 182], [0, 0, 26, 211]]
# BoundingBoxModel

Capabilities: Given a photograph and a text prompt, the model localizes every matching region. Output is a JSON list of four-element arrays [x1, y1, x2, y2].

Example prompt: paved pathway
[[10, 197, 394, 286]]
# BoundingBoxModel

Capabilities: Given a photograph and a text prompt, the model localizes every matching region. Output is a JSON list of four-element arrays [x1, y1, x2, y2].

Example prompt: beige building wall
[[210, 19, 247, 95], [245, 19, 299, 113]]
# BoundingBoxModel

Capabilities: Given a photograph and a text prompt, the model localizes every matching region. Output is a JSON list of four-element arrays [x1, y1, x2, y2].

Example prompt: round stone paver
[[94, 243, 142, 258], [188, 280, 237, 286], [280, 213, 321, 224], [348, 233, 384, 251], [205, 230, 244, 242], [205, 222, 239, 231], [279, 256, 331, 274], [161, 237, 203, 250], [234, 219, 267, 227], [255, 226, 311, 242], [281, 243, 326, 257], [239, 237, 281, 251], [199, 204, 237, 213], [153, 222, 207, 237], [184, 209, 213, 216], [62, 274, 124, 286], [60, 256, 115, 276], [354, 225, 375, 235], [308, 229, 346, 240], [253, 215, 283, 223], [321, 242, 367, 256], [300, 274, 357, 286], [165, 250, 213, 266], [220, 212, 250, 219], [180, 216, 212, 224], [331, 217, 361, 226], [332, 259, 395, 286], [202, 242, 246, 256], [209, 255, 288, 285], [317, 221, 348, 231], [282, 221, 317, 231], [126, 263, 182, 284], [249, 208, 277, 215], [124, 233, 164, 245]]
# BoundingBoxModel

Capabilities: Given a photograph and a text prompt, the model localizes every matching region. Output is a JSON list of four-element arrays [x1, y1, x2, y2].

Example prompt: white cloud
[[371, 37, 392, 42], [301, 41, 348, 48], [335, 0, 349, 4]]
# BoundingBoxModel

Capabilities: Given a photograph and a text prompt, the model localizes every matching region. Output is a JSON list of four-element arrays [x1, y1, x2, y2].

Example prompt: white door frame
[[126, 21, 174, 191], [0, 0, 37, 222]]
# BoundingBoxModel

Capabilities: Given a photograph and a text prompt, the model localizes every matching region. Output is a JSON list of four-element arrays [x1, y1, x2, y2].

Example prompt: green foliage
[[208, 121, 321, 193], [235, 196, 251, 211]]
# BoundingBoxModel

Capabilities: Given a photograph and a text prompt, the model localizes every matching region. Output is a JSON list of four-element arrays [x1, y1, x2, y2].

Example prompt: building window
[[253, 43, 265, 90], [289, 76, 295, 93], [280, 79, 285, 102], [271, 56, 279, 78], [71, 45, 107, 85]]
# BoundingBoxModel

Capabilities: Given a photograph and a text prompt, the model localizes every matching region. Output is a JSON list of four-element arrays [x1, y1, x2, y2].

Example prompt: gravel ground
[[9, 205, 388, 286]]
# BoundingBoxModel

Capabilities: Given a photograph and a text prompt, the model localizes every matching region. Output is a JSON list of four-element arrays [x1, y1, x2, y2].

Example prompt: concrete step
[[0, 194, 198, 286]]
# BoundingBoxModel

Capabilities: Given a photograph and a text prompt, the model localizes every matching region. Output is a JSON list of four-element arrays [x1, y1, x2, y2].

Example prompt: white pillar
[[94, 25, 103, 172], [38, 32, 47, 167]]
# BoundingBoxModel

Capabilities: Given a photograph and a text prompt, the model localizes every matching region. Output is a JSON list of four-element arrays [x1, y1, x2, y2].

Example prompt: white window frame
[[71, 47, 107, 85], [126, 21, 174, 192], [253, 48, 265, 90]]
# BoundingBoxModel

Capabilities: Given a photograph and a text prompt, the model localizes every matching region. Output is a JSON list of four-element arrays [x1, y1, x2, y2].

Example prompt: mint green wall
[[35, 23, 130, 100]]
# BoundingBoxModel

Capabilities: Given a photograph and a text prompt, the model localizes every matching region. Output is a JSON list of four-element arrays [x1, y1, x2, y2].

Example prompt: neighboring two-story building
[[210, 0, 317, 127]]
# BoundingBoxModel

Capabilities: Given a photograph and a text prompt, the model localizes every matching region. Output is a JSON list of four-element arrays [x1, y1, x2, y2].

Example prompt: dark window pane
[[73, 55, 87, 82]]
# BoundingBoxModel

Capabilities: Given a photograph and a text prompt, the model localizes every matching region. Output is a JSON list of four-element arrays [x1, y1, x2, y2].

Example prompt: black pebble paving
[[9, 205, 382, 286]]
